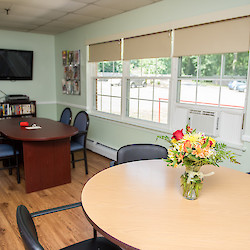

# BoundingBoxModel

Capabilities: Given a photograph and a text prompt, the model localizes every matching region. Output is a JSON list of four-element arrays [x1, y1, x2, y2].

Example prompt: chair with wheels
[[59, 107, 72, 125], [0, 140, 20, 183], [70, 111, 89, 174], [16, 203, 121, 250], [111, 143, 168, 166]]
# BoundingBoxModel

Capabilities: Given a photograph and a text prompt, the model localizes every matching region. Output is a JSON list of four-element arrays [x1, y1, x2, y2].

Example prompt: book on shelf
[[31, 103, 35, 114], [1, 103, 10, 116], [22, 104, 31, 114], [0, 102, 35, 117]]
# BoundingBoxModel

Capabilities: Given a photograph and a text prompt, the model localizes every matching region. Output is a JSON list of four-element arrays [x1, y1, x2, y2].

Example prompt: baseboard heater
[[86, 139, 117, 160]]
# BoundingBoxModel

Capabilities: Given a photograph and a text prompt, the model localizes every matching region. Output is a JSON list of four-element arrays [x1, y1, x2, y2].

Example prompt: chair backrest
[[0, 143, 18, 158], [60, 107, 72, 125], [16, 205, 44, 250], [72, 111, 89, 146], [116, 144, 168, 165]]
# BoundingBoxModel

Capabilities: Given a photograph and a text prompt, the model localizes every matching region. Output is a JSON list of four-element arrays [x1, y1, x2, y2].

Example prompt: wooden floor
[[0, 150, 111, 249]]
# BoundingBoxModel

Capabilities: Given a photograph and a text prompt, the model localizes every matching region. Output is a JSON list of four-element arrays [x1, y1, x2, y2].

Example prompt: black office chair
[[111, 143, 168, 166], [16, 203, 121, 250], [0, 140, 20, 183], [59, 107, 72, 125], [71, 111, 89, 174]]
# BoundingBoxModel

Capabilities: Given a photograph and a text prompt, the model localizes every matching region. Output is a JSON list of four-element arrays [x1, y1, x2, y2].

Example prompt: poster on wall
[[61, 50, 80, 95], [62, 51, 67, 66]]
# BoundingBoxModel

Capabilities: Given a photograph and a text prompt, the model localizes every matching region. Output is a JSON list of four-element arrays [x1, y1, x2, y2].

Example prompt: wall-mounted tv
[[0, 49, 33, 80]]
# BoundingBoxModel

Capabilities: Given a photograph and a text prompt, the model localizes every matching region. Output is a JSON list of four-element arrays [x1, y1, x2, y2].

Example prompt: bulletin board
[[62, 50, 80, 95]]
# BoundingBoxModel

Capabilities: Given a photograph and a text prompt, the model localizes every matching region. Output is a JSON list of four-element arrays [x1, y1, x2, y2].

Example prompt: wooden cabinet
[[0, 100, 36, 119]]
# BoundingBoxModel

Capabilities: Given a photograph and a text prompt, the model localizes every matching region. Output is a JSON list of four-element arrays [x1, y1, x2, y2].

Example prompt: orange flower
[[192, 145, 205, 158], [203, 145, 211, 157], [183, 140, 192, 153], [176, 152, 184, 162]]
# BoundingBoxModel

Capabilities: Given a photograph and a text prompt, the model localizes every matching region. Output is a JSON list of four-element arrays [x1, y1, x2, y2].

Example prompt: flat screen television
[[0, 49, 33, 80]]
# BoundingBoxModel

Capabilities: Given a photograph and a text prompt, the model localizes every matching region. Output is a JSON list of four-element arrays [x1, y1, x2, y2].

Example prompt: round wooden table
[[81, 159, 250, 250]]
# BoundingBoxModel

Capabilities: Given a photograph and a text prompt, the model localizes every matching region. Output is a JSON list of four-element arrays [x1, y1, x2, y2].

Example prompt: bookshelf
[[0, 100, 36, 119]]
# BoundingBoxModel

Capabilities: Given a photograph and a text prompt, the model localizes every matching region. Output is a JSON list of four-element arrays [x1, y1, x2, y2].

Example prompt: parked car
[[110, 79, 121, 86], [228, 80, 246, 90], [237, 83, 247, 92], [130, 79, 147, 88]]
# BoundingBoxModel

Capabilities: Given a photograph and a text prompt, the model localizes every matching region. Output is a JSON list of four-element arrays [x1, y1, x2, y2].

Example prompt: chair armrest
[[110, 161, 118, 167], [71, 130, 88, 140], [77, 130, 88, 136], [31, 202, 82, 218]]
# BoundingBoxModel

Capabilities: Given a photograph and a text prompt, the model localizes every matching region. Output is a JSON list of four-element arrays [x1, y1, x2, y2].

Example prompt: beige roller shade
[[173, 16, 250, 57], [89, 40, 121, 62], [124, 31, 171, 60]]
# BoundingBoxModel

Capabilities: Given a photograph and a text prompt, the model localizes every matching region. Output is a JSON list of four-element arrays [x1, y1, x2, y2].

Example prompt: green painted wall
[[0, 30, 57, 119], [0, 0, 249, 171], [55, 0, 250, 109], [54, 0, 250, 172]]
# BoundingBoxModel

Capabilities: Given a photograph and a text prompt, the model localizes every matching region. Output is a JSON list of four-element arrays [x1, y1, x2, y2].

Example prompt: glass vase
[[180, 170, 203, 200]]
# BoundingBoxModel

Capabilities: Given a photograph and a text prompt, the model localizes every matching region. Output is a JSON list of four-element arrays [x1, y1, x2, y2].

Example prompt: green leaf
[[201, 138, 209, 148], [187, 154, 199, 162]]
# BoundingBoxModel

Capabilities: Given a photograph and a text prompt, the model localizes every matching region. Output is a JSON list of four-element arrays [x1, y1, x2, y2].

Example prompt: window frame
[[177, 53, 249, 110], [90, 59, 173, 132]]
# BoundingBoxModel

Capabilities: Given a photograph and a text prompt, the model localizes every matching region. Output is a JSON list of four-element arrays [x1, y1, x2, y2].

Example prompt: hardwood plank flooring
[[0, 150, 111, 249]]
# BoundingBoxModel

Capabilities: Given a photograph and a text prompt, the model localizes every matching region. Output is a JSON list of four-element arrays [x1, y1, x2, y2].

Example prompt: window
[[127, 58, 171, 124], [89, 17, 250, 146], [94, 61, 122, 115], [177, 52, 249, 109], [93, 57, 171, 124]]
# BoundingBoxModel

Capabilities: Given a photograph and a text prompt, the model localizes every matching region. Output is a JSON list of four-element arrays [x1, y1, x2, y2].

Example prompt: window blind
[[89, 40, 121, 62], [173, 16, 250, 57], [123, 31, 171, 60]]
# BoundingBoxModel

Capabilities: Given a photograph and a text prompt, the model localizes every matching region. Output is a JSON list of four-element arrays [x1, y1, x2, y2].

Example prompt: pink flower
[[172, 129, 184, 141]]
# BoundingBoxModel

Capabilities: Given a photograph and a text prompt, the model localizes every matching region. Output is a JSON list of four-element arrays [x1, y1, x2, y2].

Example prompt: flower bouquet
[[158, 125, 239, 200]]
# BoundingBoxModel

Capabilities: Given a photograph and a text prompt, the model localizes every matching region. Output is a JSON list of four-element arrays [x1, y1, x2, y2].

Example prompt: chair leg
[[16, 154, 20, 184], [17, 167, 20, 184], [93, 228, 97, 238], [83, 149, 88, 175], [71, 152, 75, 168], [8, 159, 12, 175]]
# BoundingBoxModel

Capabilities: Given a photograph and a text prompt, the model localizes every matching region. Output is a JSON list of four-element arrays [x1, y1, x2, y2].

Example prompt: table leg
[[23, 138, 71, 193]]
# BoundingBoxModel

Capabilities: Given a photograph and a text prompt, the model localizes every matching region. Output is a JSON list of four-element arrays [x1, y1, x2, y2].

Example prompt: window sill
[[89, 110, 171, 134]]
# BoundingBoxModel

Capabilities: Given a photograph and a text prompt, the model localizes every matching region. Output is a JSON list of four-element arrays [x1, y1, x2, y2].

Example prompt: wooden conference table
[[81, 159, 250, 250], [0, 117, 78, 193]]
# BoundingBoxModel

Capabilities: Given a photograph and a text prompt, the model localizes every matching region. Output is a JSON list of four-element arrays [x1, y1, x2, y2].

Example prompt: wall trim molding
[[36, 101, 57, 105], [36, 101, 86, 110], [57, 101, 87, 109]]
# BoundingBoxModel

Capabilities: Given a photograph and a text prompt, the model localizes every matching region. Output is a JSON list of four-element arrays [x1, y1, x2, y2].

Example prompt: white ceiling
[[0, 0, 162, 35]]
